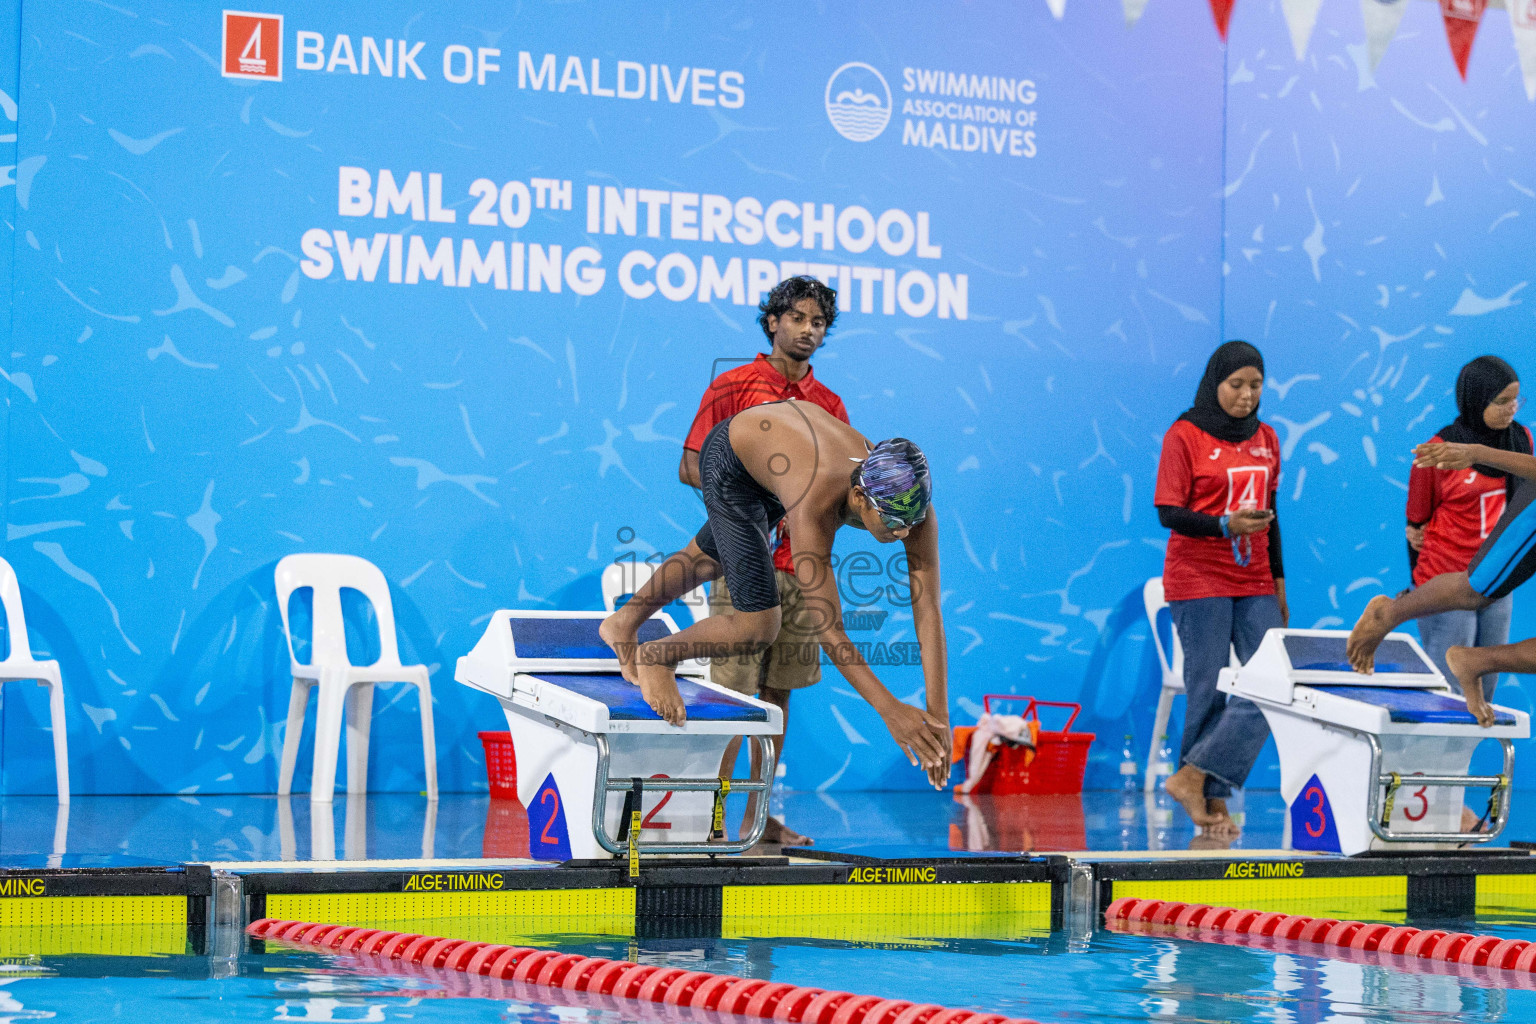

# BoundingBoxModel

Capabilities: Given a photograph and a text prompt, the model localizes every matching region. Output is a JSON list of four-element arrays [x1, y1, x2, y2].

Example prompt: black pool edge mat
[[0, 846, 1534, 946]]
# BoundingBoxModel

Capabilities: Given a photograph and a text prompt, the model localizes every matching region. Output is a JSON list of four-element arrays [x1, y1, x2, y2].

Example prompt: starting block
[[1219, 628, 1529, 855], [455, 610, 782, 861]]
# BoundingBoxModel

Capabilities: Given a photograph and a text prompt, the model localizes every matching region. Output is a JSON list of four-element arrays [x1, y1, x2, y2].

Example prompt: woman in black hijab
[[1153, 341, 1286, 839], [1405, 357, 1529, 724]]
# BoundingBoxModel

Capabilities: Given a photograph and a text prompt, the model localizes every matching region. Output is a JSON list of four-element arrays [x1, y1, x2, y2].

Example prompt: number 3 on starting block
[[528, 772, 573, 861], [1289, 773, 1341, 853]]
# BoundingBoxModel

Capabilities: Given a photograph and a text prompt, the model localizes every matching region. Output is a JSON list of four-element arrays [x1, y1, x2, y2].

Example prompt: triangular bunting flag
[[1045, 0, 1067, 19], [1360, 0, 1410, 70], [1281, 0, 1323, 60], [1209, 0, 1235, 40], [1509, 0, 1536, 100], [1123, 0, 1150, 28], [1440, 0, 1487, 80]]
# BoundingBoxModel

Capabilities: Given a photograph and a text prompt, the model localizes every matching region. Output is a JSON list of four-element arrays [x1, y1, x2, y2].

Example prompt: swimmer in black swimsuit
[[600, 400, 951, 787]]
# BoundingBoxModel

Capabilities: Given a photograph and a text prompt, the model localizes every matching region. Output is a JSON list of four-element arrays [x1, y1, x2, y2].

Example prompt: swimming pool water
[[8, 927, 1536, 1022]]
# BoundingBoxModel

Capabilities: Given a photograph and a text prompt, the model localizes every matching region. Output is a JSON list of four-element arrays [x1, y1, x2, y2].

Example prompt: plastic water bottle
[[1119, 734, 1138, 791], [1152, 735, 1175, 830], [770, 760, 787, 822], [1155, 735, 1175, 781]]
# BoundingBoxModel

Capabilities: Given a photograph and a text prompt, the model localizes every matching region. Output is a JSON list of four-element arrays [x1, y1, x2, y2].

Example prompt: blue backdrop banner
[[0, 1, 1528, 796]]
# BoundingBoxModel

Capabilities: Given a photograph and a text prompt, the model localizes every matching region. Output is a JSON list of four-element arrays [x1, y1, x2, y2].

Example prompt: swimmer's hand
[[926, 760, 951, 790], [880, 702, 949, 774], [636, 662, 687, 727], [1413, 441, 1480, 471]]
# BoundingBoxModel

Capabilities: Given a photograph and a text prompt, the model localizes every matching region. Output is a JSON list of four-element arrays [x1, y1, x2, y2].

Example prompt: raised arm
[[1414, 441, 1536, 482], [788, 509, 950, 780]]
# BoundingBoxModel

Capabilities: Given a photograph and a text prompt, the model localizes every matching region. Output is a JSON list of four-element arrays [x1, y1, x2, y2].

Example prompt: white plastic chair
[[1142, 575, 1240, 793], [0, 558, 68, 804], [601, 560, 710, 623], [275, 554, 437, 803]]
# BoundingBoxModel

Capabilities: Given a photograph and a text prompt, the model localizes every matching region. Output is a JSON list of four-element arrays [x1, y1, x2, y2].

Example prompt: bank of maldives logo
[[222, 10, 283, 81], [825, 62, 890, 142]]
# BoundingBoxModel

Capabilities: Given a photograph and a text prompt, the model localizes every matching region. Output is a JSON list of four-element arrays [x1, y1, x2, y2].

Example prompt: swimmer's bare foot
[[1446, 645, 1498, 728], [1347, 595, 1395, 674], [1461, 805, 1484, 833], [761, 816, 812, 847], [599, 614, 640, 685], [636, 661, 686, 726], [1165, 764, 1224, 829]]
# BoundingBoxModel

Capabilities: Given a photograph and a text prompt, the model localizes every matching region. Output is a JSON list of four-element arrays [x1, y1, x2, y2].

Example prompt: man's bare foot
[[1165, 765, 1224, 827], [761, 816, 812, 847], [636, 662, 686, 726], [1347, 595, 1395, 674], [599, 614, 640, 684], [1446, 646, 1498, 727], [1462, 805, 1485, 833], [1206, 797, 1228, 819]]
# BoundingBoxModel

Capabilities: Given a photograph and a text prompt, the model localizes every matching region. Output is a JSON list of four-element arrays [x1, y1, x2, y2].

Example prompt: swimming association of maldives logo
[[222, 10, 283, 81], [824, 62, 891, 142]]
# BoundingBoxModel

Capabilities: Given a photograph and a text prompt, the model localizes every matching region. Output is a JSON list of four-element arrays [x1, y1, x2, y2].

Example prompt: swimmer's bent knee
[[732, 606, 782, 654]]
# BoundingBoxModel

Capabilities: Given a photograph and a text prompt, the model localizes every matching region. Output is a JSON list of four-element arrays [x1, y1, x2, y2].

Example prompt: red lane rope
[[1104, 897, 1536, 977], [246, 918, 1044, 1024]]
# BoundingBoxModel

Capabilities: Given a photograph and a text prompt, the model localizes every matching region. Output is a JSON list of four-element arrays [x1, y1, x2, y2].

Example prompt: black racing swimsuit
[[694, 417, 786, 612]]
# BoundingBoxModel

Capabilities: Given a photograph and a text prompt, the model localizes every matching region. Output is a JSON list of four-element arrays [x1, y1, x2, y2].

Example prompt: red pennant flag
[[1440, 0, 1487, 79], [1209, 0, 1235, 40]]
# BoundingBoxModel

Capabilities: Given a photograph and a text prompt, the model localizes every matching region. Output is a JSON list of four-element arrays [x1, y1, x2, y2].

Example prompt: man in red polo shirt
[[680, 276, 847, 847]]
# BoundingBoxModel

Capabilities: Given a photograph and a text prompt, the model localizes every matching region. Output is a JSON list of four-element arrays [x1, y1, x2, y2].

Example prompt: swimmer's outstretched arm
[[1415, 441, 1536, 481], [903, 512, 951, 789], [788, 513, 951, 784]]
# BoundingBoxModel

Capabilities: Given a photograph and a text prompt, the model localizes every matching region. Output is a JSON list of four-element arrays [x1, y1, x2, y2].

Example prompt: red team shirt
[[1406, 427, 1534, 587], [1154, 419, 1283, 601], [684, 354, 849, 574]]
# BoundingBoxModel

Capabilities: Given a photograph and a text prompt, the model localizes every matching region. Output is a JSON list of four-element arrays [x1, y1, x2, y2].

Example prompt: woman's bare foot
[[1188, 832, 1235, 851], [1347, 595, 1395, 674], [762, 816, 813, 847], [1165, 765, 1224, 828], [599, 614, 640, 684], [636, 661, 687, 726], [1445, 645, 1498, 727]]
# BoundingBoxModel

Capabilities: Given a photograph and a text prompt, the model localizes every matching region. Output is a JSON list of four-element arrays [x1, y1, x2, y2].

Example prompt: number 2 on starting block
[[528, 772, 573, 861]]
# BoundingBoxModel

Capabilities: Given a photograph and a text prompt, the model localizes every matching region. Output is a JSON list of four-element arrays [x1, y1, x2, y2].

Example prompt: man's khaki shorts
[[709, 570, 822, 695]]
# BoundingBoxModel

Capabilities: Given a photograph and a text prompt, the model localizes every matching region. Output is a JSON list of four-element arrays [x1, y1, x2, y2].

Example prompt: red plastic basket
[[478, 731, 518, 799], [482, 797, 531, 859], [967, 696, 1095, 795]]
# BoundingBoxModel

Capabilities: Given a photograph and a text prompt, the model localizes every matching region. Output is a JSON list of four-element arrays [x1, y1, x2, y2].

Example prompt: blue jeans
[[1169, 594, 1283, 798], [1416, 595, 1513, 699]]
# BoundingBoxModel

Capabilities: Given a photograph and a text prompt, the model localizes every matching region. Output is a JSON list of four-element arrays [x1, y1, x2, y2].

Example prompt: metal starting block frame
[[455, 610, 782, 862], [1218, 628, 1529, 856]]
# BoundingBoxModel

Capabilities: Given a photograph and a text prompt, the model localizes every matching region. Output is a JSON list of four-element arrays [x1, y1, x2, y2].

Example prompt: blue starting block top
[[525, 672, 770, 723], [1311, 685, 1517, 726], [1284, 635, 1431, 674], [509, 616, 672, 661]]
